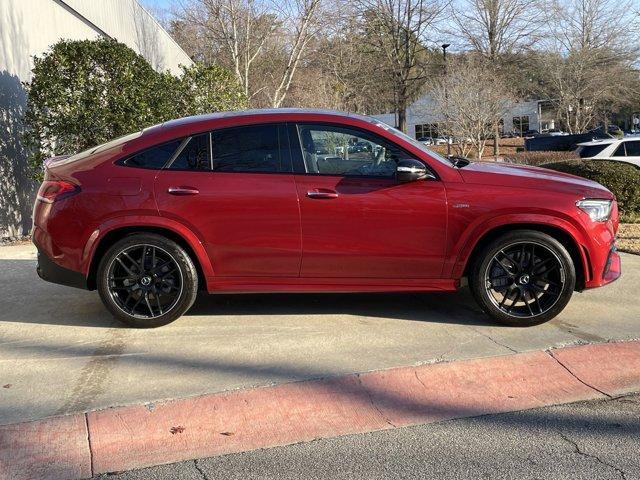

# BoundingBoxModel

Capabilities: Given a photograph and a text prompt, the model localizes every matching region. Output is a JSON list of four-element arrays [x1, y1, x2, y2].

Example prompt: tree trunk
[[397, 104, 407, 132]]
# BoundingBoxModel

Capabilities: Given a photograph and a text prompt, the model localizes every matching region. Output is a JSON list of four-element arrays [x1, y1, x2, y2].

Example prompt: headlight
[[576, 199, 613, 222]]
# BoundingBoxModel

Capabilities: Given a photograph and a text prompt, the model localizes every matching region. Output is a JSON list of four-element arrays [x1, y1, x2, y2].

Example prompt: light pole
[[441, 43, 451, 156]]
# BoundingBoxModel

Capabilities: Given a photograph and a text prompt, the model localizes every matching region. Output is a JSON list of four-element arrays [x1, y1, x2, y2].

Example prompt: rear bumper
[[35, 244, 87, 290]]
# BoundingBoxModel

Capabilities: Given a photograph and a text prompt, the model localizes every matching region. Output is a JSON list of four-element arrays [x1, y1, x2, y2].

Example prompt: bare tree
[[178, 0, 277, 99], [450, 0, 543, 61], [268, 0, 323, 107], [356, 0, 447, 132], [296, 1, 396, 112], [177, 0, 322, 107], [449, 0, 543, 156], [431, 57, 512, 159], [538, 0, 639, 132]]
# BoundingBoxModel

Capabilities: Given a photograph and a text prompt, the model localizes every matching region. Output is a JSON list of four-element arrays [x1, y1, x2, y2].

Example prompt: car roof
[[576, 138, 617, 147], [156, 108, 381, 131]]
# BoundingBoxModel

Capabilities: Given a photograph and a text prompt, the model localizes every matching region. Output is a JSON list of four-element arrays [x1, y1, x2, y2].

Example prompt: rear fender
[[81, 215, 214, 285]]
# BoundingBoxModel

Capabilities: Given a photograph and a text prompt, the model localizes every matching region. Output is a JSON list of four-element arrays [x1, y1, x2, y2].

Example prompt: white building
[[372, 95, 556, 139], [1, 0, 193, 239]]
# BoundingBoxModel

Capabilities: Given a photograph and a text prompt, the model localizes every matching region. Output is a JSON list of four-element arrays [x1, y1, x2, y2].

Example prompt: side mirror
[[396, 159, 435, 183]]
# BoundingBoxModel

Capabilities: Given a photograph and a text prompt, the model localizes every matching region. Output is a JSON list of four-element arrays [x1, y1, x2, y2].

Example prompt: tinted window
[[169, 133, 210, 170], [297, 124, 412, 177], [577, 144, 608, 158], [613, 144, 626, 157], [124, 140, 182, 169], [211, 125, 284, 173], [625, 141, 640, 156]]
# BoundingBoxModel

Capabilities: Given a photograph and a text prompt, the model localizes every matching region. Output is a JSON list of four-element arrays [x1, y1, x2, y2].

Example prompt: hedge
[[505, 150, 579, 166], [23, 39, 247, 179], [542, 160, 640, 216]]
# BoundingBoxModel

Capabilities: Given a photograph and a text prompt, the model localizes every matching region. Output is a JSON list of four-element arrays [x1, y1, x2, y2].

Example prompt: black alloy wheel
[[97, 234, 198, 327], [471, 230, 576, 326], [107, 244, 183, 318], [484, 242, 564, 318]]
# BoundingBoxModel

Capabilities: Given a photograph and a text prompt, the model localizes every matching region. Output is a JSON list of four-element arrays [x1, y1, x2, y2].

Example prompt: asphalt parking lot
[[0, 243, 639, 426], [97, 393, 640, 480]]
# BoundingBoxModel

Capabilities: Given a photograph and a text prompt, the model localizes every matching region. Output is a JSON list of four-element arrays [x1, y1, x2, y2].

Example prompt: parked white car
[[434, 136, 452, 145], [575, 137, 640, 168]]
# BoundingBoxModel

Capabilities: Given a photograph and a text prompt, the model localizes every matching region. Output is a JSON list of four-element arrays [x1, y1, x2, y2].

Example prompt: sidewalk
[[2, 340, 639, 480]]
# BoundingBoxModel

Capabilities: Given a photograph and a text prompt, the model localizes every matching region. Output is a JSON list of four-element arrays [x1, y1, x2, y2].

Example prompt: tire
[[97, 233, 198, 328], [469, 230, 576, 327]]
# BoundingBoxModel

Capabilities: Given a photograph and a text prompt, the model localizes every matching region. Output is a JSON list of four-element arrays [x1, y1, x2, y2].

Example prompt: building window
[[513, 116, 530, 136], [415, 123, 439, 139]]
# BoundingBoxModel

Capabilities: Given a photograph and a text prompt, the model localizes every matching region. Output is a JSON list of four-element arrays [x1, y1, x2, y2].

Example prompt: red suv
[[33, 109, 621, 327]]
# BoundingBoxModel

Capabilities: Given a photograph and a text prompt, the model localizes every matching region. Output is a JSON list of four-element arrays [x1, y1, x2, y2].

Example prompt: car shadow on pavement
[[1, 258, 496, 328], [186, 289, 497, 327]]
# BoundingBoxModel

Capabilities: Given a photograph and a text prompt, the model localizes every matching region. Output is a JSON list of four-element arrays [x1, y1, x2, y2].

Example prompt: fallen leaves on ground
[[618, 223, 640, 255]]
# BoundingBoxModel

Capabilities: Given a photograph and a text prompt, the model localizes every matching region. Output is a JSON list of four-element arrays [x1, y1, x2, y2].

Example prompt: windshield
[[373, 120, 458, 168]]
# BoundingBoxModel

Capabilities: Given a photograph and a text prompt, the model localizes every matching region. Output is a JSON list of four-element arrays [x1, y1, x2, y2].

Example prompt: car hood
[[459, 162, 613, 199]]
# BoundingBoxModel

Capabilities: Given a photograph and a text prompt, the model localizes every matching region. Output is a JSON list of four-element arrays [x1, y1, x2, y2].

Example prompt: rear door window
[[168, 133, 211, 170], [123, 140, 182, 169], [211, 124, 287, 173]]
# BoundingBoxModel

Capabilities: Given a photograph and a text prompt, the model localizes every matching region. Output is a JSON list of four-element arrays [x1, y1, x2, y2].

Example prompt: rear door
[[154, 123, 301, 277], [291, 123, 448, 279]]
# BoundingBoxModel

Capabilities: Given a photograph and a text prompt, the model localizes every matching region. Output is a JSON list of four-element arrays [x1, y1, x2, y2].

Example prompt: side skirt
[[205, 277, 459, 294]]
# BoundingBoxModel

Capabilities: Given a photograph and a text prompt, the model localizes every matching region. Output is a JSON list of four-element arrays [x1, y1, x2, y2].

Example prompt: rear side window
[[211, 125, 285, 173], [124, 140, 182, 169], [625, 141, 640, 156], [577, 144, 608, 158], [169, 133, 211, 170]]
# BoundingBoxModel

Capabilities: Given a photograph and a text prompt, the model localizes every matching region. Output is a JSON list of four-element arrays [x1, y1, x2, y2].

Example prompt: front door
[[154, 123, 301, 277], [291, 123, 447, 279]]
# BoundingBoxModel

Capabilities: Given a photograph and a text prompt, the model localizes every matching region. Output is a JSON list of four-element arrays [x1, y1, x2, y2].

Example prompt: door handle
[[307, 189, 339, 199], [167, 186, 200, 196]]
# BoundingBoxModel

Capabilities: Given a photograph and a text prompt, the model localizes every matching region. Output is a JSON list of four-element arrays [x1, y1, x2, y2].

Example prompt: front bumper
[[35, 245, 87, 290], [602, 246, 621, 285]]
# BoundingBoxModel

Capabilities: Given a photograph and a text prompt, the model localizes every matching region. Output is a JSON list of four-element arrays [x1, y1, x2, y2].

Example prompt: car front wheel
[[470, 230, 576, 326], [97, 233, 198, 328]]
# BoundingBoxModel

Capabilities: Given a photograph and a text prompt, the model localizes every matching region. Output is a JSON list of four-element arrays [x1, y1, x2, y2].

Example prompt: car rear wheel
[[97, 234, 198, 328], [470, 230, 576, 326]]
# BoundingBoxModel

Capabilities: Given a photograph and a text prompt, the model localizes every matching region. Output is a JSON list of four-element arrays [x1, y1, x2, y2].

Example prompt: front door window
[[297, 124, 412, 177]]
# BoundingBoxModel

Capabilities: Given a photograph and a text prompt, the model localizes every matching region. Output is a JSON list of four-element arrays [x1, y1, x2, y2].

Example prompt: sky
[[140, 0, 177, 15], [141, 0, 174, 8]]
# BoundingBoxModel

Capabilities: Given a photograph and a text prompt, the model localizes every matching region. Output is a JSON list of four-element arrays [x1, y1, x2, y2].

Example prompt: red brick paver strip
[[550, 341, 640, 396], [1, 341, 638, 479], [0, 414, 90, 480]]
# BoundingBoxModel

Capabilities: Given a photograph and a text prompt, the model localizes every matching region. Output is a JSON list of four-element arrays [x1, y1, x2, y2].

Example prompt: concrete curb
[[1, 340, 639, 479]]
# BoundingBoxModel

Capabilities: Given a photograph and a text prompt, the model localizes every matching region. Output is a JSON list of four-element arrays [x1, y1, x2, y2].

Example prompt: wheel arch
[[84, 220, 212, 291], [459, 222, 590, 291]]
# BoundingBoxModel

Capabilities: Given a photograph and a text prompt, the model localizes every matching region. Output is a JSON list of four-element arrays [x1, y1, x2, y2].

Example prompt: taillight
[[36, 180, 80, 203]]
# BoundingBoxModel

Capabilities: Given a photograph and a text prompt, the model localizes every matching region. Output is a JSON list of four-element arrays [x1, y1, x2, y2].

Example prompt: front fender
[[448, 213, 591, 281]]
